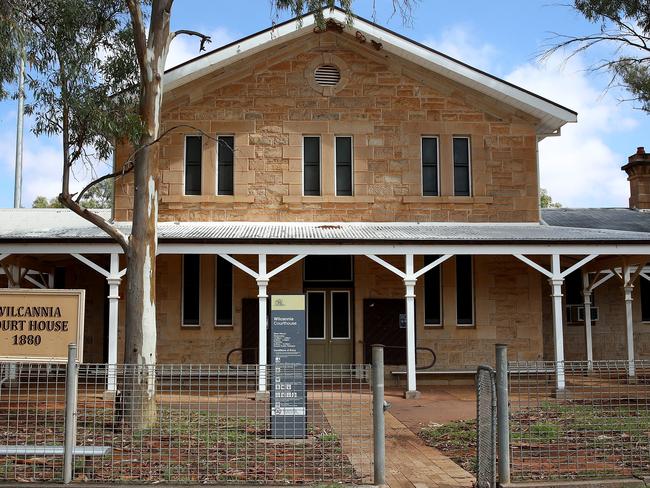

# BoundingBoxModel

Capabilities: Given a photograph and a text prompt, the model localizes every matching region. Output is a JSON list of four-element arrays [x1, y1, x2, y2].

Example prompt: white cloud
[[506, 55, 636, 207], [0, 120, 109, 207], [421, 24, 499, 72], [423, 23, 638, 208], [166, 27, 235, 69]]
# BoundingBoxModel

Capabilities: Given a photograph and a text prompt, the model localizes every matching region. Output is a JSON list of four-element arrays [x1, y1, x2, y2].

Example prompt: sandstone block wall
[[114, 31, 540, 223]]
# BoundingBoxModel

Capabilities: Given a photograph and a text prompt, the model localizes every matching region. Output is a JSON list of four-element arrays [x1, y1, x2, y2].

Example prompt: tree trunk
[[122, 0, 173, 429], [123, 139, 159, 429]]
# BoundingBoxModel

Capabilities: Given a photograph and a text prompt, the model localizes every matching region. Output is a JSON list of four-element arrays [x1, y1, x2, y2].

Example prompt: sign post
[[270, 294, 306, 439], [0, 289, 85, 362]]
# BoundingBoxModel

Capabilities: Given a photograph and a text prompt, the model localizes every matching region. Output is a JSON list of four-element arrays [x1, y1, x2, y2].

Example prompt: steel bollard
[[63, 343, 78, 484], [372, 345, 385, 485], [495, 344, 510, 485]]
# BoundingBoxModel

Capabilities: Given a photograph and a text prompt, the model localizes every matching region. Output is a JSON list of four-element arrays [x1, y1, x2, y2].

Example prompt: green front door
[[306, 290, 353, 364]]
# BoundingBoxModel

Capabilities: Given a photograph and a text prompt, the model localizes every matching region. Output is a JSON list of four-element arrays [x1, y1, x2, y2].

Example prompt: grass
[[419, 419, 477, 474]]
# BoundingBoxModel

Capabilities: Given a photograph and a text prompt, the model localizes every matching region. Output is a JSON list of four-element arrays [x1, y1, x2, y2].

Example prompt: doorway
[[306, 290, 353, 364]]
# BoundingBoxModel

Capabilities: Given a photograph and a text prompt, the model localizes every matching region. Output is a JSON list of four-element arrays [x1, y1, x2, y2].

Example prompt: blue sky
[[1, 0, 648, 208]]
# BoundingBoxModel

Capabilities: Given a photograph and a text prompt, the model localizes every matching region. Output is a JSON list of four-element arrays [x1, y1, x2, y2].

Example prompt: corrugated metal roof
[[1, 209, 650, 243], [541, 208, 650, 233]]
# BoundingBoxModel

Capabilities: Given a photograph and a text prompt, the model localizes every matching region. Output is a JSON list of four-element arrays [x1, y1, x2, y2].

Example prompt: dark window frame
[[455, 255, 474, 326], [423, 255, 443, 326], [303, 135, 321, 196], [452, 136, 471, 197], [303, 255, 354, 283], [335, 135, 353, 196], [181, 254, 201, 327], [330, 290, 351, 339], [641, 277, 650, 322], [306, 290, 327, 339], [421, 136, 439, 197], [215, 255, 233, 326], [184, 135, 202, 196], [217, 135, 234, 196]]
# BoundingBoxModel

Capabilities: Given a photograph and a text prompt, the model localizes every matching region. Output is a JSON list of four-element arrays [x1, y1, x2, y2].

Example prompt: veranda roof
[[2, 209, 650, 244]]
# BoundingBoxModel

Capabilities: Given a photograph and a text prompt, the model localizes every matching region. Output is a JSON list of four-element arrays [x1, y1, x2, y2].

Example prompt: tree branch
[[169, 29, 212, 51], [126, 0, 147, 71], [59, 193, 129, 252]]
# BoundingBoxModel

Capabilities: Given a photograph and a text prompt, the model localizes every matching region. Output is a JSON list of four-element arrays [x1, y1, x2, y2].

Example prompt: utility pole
[[13, 49, 25, 208]]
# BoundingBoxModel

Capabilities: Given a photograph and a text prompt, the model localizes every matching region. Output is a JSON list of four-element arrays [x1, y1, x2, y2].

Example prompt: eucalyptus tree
[[1, 0, 414, 428], [544, 0, 650, 112]]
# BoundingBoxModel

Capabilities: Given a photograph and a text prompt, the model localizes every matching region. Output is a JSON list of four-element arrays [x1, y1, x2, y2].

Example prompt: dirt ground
[[385, 385, 477, 433]]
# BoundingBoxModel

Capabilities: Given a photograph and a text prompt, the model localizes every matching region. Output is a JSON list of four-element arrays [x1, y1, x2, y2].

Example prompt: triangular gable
[[164, 8, 577, 135]]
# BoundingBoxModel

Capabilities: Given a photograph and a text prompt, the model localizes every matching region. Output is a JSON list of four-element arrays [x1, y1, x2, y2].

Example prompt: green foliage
[[0, 0, 141, 167], [32, 179, 113, 209], [551, 1, 650, 112], [540, 188, 562, 208], [273, 0, 415, 28]]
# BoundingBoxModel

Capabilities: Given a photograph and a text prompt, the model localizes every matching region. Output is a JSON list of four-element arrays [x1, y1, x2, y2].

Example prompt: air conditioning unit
[[578, 306, 599, 322]]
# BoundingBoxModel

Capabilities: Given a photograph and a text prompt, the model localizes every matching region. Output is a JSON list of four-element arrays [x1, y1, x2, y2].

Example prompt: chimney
[[622, 147, 650, 210]]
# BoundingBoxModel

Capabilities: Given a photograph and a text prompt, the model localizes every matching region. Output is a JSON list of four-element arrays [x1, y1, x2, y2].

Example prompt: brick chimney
[[622, 147, 650, 209]]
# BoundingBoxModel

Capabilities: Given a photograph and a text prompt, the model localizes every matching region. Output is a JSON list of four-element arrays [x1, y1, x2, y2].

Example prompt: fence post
[[372, 345, 385, 485], [63, 343, 78, 484], [495, 344, 510, 485]]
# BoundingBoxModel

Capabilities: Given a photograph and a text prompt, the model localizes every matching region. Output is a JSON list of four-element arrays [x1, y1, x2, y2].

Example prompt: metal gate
[[475, 365, 497, 488]]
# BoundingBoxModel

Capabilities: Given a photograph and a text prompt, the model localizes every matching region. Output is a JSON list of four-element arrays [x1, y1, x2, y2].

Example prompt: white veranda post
[[107, 253, 122, 392], [257, 254, 268, 393], [623, 266, 636, 378], [582, 272, 593, 371], [404, 254, 418, 398]]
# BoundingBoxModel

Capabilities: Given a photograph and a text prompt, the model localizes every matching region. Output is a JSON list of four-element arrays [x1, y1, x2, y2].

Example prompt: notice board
[[270, 294, 306, 438], [0, 289, 85, 362]]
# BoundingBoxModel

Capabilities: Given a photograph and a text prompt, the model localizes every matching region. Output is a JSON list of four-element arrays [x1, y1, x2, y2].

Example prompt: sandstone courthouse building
[[2, 9, 650, 396]]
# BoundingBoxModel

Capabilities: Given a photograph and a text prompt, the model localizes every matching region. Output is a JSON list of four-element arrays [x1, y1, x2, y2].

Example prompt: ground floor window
[[456, 255, 473, 325], [215, 256, 233, 326], [182, 254, 200, 326], [424, 255, 442, 326], [641, 277, 650, 322]]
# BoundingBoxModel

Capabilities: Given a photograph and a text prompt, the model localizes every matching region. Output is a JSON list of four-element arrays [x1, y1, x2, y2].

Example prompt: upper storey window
[[453, 136, 471, 196], [335, 136, 353, 196], [184, 135, 202, 196], [303, 136, 321, 196], [217, 135, 234, 196], [421, 137, 439, 196]]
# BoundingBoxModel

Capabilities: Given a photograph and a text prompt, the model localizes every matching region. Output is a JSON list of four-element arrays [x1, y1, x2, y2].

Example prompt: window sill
[[424, 323, 443, 329], [402, 196, 493, 204], [162, 195, 255, 203], [181, 323, 200, 329], [283, 196, 375, 204], [214, 325, 234, 330]]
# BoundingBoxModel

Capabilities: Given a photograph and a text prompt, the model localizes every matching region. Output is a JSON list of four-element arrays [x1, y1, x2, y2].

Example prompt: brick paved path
[[385, 412, 475, 488]]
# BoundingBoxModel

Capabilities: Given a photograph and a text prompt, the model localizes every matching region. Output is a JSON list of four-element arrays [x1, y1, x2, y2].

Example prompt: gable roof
[[164, 8, 577, 136]]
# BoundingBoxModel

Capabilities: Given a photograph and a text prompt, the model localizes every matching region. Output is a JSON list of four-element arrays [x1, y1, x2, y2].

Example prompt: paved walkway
[[384, 411, 475, 488]]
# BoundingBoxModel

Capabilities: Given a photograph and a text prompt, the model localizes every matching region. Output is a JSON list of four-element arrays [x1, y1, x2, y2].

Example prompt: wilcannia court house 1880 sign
[[0, 289, 85, 362]]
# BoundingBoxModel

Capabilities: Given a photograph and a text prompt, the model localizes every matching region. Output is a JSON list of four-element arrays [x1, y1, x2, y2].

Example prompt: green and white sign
[[270, 294, 306, 439]]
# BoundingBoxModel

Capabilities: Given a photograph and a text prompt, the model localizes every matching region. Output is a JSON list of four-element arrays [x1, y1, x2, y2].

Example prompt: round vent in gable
[[314, 64, 341, 86]]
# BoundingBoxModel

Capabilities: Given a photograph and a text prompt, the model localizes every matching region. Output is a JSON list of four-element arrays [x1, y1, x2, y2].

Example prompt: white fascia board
[[158, 242, 650, 256], [0, 243, 123, 254], [164, 14, 318, 92]]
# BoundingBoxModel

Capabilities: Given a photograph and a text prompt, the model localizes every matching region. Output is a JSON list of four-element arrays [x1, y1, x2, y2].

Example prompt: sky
[[1, 0, 648, 209]]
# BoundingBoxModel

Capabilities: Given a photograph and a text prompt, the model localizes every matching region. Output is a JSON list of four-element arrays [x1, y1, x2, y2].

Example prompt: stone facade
[[108, 28, 552, 370], [114, 31, 539, 223]]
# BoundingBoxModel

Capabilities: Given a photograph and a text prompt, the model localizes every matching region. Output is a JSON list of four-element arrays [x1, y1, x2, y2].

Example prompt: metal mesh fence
[[508, 360, 650, 481], [0, 363, 373, 484], [475, 366, 496, 488]]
